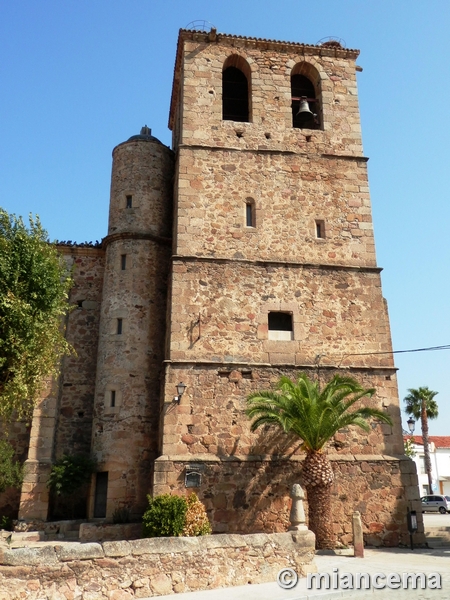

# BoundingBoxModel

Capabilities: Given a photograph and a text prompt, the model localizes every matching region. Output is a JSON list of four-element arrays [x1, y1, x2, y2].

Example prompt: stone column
[[18, 380, 58, 521], [288, 483, 308, 531]]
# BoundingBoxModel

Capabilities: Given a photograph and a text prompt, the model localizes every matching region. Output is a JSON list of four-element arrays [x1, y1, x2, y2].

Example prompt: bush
[[142, 494, 187, 538], [48, 454, 96, 497], [0, 439, 23, 493], [183, 493, 212, 536], [142, 493, 211, 538], [112, 506, 131, 524]]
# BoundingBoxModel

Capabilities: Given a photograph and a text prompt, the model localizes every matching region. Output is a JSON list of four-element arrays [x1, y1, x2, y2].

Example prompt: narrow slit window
[[315, 220, 325, 239], [246, 201, 254, 227], [110, 390, 116, 408], [117, 318, 123, 334], [126, 195, 132, 208], [121, 254, 127, 270], [268, 312, 293, 341]]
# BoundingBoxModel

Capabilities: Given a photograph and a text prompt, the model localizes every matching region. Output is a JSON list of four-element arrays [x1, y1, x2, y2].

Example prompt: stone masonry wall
[[153, 455, 425, 548], [175, 148, 375, 268], [0, 530, 315, 599], [159, 365, 402, 459], [53, 247, 105, 461], [168, 261, 394, 368]]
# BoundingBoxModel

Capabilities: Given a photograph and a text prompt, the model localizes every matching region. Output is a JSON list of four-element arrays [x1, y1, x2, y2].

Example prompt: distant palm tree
[[246, 373, 392, 549], [404, 387, 439, 493]]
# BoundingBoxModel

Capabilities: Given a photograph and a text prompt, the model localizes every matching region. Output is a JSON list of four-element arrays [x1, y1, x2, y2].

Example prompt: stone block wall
[[0, 530, 315, 599], [175, 148, 375, 268], [153, 455, 425, 548]]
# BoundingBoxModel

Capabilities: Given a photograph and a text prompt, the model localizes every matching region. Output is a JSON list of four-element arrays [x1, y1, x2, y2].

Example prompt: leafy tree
[[404, 387, 438, 493], [0, 439, 23, 493], [0, 210, 73, 421], [47, 453, 96, 518], [246, 373, 392, 549]]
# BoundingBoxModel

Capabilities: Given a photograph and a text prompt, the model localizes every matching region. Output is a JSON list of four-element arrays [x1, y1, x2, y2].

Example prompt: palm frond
[[246, 373, 392, 452]]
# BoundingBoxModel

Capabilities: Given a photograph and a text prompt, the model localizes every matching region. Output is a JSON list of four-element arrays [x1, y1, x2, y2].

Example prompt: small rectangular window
[[315, 220, 325, 239], [117, 318, 123, 335], [126, 195, 132, 208], [121, 254, 127, 270], [268, 311, 293, 341], [246, 203, 253, 227], [110, 390, 116, 407]]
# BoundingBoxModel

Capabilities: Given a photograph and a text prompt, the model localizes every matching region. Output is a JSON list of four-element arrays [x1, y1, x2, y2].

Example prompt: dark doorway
[[93, 471, 108, 518]]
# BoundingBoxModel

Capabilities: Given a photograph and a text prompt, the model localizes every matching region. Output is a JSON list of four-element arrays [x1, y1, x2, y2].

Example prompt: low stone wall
[[0, 530, 316, 599], [79, 522, 142, 542]]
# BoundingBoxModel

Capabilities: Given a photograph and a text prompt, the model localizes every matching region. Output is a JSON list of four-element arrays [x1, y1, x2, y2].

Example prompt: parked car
[[420, 494, 450, 514]]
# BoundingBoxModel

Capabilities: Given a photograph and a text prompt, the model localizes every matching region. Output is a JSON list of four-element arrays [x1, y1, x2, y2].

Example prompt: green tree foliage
[[246, 373, 393, 549], [47, 454, 96, 497], [0, 439, 23, 493], [0, 210, 73, 420]]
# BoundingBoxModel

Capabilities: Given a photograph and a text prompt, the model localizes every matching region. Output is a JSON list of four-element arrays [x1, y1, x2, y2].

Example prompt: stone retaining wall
[[0, 530, 315, 599]]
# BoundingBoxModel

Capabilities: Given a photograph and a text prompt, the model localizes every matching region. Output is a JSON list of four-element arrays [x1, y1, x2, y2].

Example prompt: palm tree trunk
[[306, 482, 335, 549], [421, 397, 433, 492], [302, 452, 336, 549]]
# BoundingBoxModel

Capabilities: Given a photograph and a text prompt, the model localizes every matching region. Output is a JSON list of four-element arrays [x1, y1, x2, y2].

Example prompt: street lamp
[[174, 382, 187, 404], [407, 417, 415, 434]]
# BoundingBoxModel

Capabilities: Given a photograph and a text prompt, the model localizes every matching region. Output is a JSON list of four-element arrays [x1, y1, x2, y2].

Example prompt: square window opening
[[268, 312, 293, 341]]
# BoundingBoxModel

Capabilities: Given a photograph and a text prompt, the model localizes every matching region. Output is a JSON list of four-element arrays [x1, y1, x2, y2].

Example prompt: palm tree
[[404, 387, 439, 494], [246, 373, 393, 549]]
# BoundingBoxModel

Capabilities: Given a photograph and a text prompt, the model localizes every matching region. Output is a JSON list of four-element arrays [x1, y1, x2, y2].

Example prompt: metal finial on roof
[[317, 36, 346, 48], [185, 20, 217, 32], [140, 125, 151, 136]]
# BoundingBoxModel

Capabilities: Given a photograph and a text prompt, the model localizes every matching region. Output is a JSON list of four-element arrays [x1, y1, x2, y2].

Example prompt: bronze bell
[[296, 98, 316, 128]]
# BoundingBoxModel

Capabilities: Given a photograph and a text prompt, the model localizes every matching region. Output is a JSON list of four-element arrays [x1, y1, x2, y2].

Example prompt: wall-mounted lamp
[[174, 382, 187, 404], [407, 417, 415, 434]]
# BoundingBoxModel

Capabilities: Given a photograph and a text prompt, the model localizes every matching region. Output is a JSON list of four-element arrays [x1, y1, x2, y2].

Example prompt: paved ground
[[423, 513, 450, 528], [148, 548, 450, 599]]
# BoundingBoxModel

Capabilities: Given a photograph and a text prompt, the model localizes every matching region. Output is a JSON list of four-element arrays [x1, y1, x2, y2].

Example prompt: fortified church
[[3, 27, 422, 546]]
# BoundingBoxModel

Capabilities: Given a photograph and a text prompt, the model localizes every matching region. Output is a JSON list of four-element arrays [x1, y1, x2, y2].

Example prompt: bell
[[296, 98, 315, 128]]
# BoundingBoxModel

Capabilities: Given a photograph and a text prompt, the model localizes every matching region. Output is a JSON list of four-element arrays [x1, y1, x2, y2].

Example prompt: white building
[[404, 436, 450, 496]]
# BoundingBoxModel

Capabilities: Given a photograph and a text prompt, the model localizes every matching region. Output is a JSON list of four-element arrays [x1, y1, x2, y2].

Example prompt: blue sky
[[1, 1, 449, 435]]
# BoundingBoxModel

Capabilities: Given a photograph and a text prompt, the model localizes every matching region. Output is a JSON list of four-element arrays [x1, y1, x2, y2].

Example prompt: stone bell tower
[[153, 28, 422, 546]]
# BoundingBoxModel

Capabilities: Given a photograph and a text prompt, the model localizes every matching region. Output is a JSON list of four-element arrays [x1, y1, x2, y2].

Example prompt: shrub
[[183, 493, 212, 536], [142, 494, 187, 538], [0, 515, 13, 531], [48, 453, 96, 497], [142, 493, 211, 538], [0, 439, 23, 493], [112, 506, 131, 524]]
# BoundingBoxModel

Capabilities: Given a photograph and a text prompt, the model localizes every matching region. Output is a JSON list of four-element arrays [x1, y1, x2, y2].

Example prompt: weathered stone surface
[[1, 545, 57, 566], [131, 536, 199, 556], [102, 541, 131, 557], [56, 542, 104, 561]]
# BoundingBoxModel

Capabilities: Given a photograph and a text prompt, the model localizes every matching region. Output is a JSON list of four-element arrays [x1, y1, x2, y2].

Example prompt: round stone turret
[[108, 127, 174, 237], [90, 127, 174, 519]]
